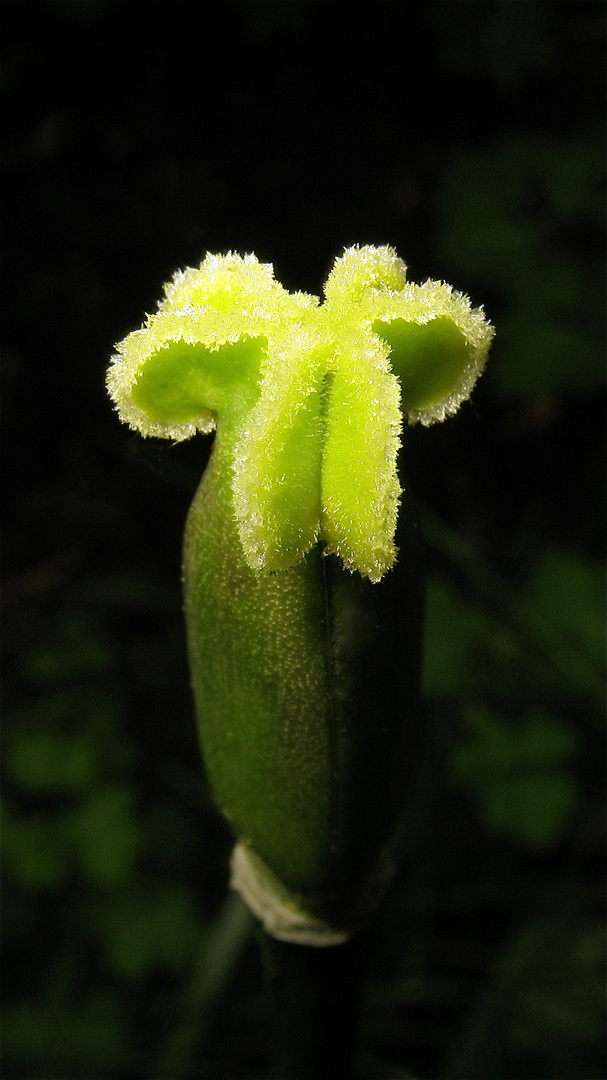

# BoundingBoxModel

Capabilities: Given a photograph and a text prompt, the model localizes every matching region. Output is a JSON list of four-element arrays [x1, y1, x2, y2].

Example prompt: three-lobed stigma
[[107, 245, 494, 582]]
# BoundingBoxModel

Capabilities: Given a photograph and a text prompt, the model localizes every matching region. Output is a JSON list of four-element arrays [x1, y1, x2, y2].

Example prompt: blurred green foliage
[[425, 547, 604, 846], [436, 128, 605, 399], [2, 2, 604, 1078]]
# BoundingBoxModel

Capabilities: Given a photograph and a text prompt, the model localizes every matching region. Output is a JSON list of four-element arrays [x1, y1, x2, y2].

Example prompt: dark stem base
[[260, 928, 371, 1080]]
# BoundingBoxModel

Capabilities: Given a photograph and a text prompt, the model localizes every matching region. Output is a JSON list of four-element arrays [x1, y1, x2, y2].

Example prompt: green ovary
[[184, 433, 339, 894], [374, 317, 470, 413]]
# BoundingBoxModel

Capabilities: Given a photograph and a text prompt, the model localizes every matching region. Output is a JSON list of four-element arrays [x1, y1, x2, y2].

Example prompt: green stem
[[154, 892, 255, 1078]]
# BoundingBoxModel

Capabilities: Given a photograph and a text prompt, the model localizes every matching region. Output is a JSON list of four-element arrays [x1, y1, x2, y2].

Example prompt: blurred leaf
[[97, 883, 200, 978], [436, 129, 605, 400], [511, 550, 606, 705], [6, 731, 98, 795], [68, 785, 141, 887], [2, 991, 135, 1079], [22, 613, 112, 682], [451, 707, 578, 847], [423, 548, 605, 709], [423, 545, 603, 849], [2, 799, 71, 890], [422, 576, 504, 700], [501, 920, 606, 1048], [449, 918, 606, 1079]]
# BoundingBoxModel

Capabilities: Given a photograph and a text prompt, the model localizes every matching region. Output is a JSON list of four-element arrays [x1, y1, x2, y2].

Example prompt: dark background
[[2, 3, 605, 1078]]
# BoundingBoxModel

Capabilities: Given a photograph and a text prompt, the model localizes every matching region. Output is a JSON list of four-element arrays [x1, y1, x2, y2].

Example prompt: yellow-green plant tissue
[[108, 246, 493, 943]]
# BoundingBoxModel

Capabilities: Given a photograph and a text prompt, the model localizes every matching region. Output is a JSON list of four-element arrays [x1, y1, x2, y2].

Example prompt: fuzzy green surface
[[183, 426, 423, 913], [184, 429, 341, 894], [106, 245, 492, 917], [108, 246, 493, 583]]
